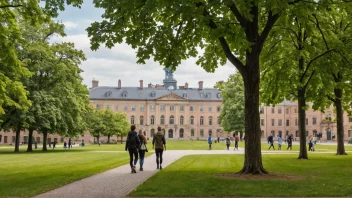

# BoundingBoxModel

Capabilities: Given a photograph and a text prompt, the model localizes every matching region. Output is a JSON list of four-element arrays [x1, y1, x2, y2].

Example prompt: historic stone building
[[259, 100, 352, 141], [89, 68, 224, 139]]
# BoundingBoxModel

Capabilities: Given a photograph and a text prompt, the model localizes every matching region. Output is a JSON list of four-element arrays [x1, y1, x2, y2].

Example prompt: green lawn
[[0, 147, 150, 197], [131, 154, 352, 197]]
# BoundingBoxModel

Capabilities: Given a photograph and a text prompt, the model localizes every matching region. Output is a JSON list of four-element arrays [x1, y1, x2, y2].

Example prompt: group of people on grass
[[207, 133, 239, 151], [125, 125, 166, 173], [268, 134, 294, 150]]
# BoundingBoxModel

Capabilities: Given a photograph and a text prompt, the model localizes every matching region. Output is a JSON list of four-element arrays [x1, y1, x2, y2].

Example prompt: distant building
[[260, 100, 352, 141], [89, 68, 224, 139]]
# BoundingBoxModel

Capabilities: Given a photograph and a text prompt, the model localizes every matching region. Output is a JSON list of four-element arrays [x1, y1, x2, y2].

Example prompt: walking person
[[68, 138, 72, 149], [125, 125, 140, 173], [207, 135, 213, 150], [234, 134, 239, 150], [268, 135, 275, 150], [287, 135, 293, 150], [225, 137, 230, 150], [138, 129, 148, 171], [277, 135, 282, 150], [153, 127, 166, 170]]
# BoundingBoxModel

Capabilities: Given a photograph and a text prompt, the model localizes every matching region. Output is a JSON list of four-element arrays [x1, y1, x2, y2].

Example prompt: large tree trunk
[[238, 50, 267, 174], [42, 130, 48, 151], [334, 88, 347, 155], [27, 128, 34, 152], [107, 135, 111, 143], [14, 126, 21, 152], [297, 86, 308, 159], [96, 135, 100, 144]]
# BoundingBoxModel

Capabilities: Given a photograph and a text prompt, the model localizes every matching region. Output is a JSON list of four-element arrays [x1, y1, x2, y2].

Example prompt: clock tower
[[163, 68, 177, 90]]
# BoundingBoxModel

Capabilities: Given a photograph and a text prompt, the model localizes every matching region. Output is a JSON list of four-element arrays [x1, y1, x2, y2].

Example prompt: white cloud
[[62, 21, 78, 30], [53, 34, 237, 89]]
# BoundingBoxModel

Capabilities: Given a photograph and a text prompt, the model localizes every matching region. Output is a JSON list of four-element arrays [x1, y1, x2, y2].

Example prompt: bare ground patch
[[216, 172, 305, 180]]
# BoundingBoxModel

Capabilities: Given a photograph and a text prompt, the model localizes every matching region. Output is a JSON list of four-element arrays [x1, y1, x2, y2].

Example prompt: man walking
[[153, 127, 166, 170], [207, 135, 213, 150], [125, 125, 140, 173], [268, 135, 275, 150], [277, 135, 282, 150], [234, 134, 239, 150]]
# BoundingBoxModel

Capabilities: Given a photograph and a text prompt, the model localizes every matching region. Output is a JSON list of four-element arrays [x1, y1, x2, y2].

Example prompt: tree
[[102, 110, 129, 143], [216, 73, 245, 135], [260, 2, 346, 159], [86, 0, 313, 174], [0, 0, 83, 113], [311, 7, 352, 155]]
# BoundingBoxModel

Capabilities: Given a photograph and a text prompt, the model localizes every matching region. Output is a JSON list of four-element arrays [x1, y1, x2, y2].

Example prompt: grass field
[[131, 154, 352, 197], [0, 147, 151, 197]]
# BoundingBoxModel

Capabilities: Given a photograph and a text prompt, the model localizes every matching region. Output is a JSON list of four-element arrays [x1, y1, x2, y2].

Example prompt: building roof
[[89, 87, 222, 101]]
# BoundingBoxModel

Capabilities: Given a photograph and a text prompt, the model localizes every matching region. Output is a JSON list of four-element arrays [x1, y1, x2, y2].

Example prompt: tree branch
[[227, 3, 247, 29], [259, 10, 280, 49], [312, 14, 329, 50], [327, 94, 336, 103], [0, 4, 22, 8], [196, 2, 246, 74], [303, 70, 316, 89], [300, 49, 335, 82]]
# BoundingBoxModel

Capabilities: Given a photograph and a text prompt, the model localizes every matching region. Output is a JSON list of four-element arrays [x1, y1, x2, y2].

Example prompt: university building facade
[[259, 101, 352, 141], [89, 68, 224, 139]]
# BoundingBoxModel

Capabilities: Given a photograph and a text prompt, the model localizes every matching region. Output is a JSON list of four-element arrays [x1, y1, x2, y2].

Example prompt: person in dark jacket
[[125, 125, 141, 173], [152, 126, 166, 170]]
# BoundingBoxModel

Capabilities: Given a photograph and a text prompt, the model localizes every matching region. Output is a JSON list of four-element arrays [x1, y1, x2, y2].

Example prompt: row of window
[[130, 115, 221, 125], [96, 104, 222, 112], [149, 128, 222, 138], [261, 117, 321, 127], [260, 107, 295, 114]]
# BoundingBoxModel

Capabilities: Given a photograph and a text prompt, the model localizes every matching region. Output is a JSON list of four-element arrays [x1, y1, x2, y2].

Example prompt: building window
[[306, 118, 308, 125], [183, 93, 187, 98], [131, 116, 135, 124], [160, 105, 165, 111], [295, 118, 298, 126], [160, 115, 165, 125], [217, 93, 221, 98], [313, 117, 317, 125], [200, 93, 204, 98], [261, 119, 264, 126], [123, 106, 128, 111], [150, 105, 155, 111], [271, 119, 275, 126], [272, 108, 275, 113], [180, 116, 184, 125], [4, 136, 7, 143], [286, 119, 290, 126], [200, 116, 204, 125], [150, 116, 155, 125], [180, 128, 184, 138], [217, 106, 221, 112], [131, 105, 136, 111], [279, 130, 282, 137], [208, 106, 212, 112], [286, 108, 289, 114], [271, 130, 275, 137], [190, 106, 194, 111], [200, 106, 204, 112], [200, 129, 204, 137], [151, 91, 156, 97], [180, 105, 184, 111], [278, 108, 282, 114], [169, 115, 174, 124], [190, 116, 194, 125], [260, 107, 264, 114], [140, 116, 144, 125], [349, 130, 352, 137], [191, 129, 195, 137], [115, 105, 118, 111], [278, 119, 282, 126], [295, 108, 297, 113], [106, 105, 110, 109], [209, 116, 213, 125], [140, 105, 145, 111], [170, 105, 175, 111], [96, 104, 100, 109], [217, 116, 221, 124], [349, 117, 352, 122]]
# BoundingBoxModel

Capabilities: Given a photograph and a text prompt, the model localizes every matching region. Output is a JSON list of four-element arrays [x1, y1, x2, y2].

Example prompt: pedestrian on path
[[153, 126, 166, 170], [234, 134, 239, 150], [277, 135, 282, 150], [268, 135, 275, 150], [287, 134, 293, 150], [125, 125, 140, 173], [138, 129, 148, 171], [225, 137, 230, 150], [207, 135, 213, 150]]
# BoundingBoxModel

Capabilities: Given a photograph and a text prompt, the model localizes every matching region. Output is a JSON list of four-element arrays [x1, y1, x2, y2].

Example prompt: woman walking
[[138, 130, 148, 171]]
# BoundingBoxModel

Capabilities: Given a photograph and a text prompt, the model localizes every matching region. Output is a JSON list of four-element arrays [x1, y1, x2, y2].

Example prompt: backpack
[[127, 132, 138, 149]]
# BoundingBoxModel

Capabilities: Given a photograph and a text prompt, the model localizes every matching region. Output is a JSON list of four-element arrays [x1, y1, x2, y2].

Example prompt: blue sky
[[52, 2, 236, 89]]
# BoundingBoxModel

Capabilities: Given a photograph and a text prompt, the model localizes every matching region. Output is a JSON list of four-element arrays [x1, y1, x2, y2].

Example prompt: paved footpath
[[33, 148, 244, 198]]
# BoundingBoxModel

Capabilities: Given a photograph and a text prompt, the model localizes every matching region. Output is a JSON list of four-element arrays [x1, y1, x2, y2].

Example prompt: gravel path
[[33, 148, 244, 198]]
